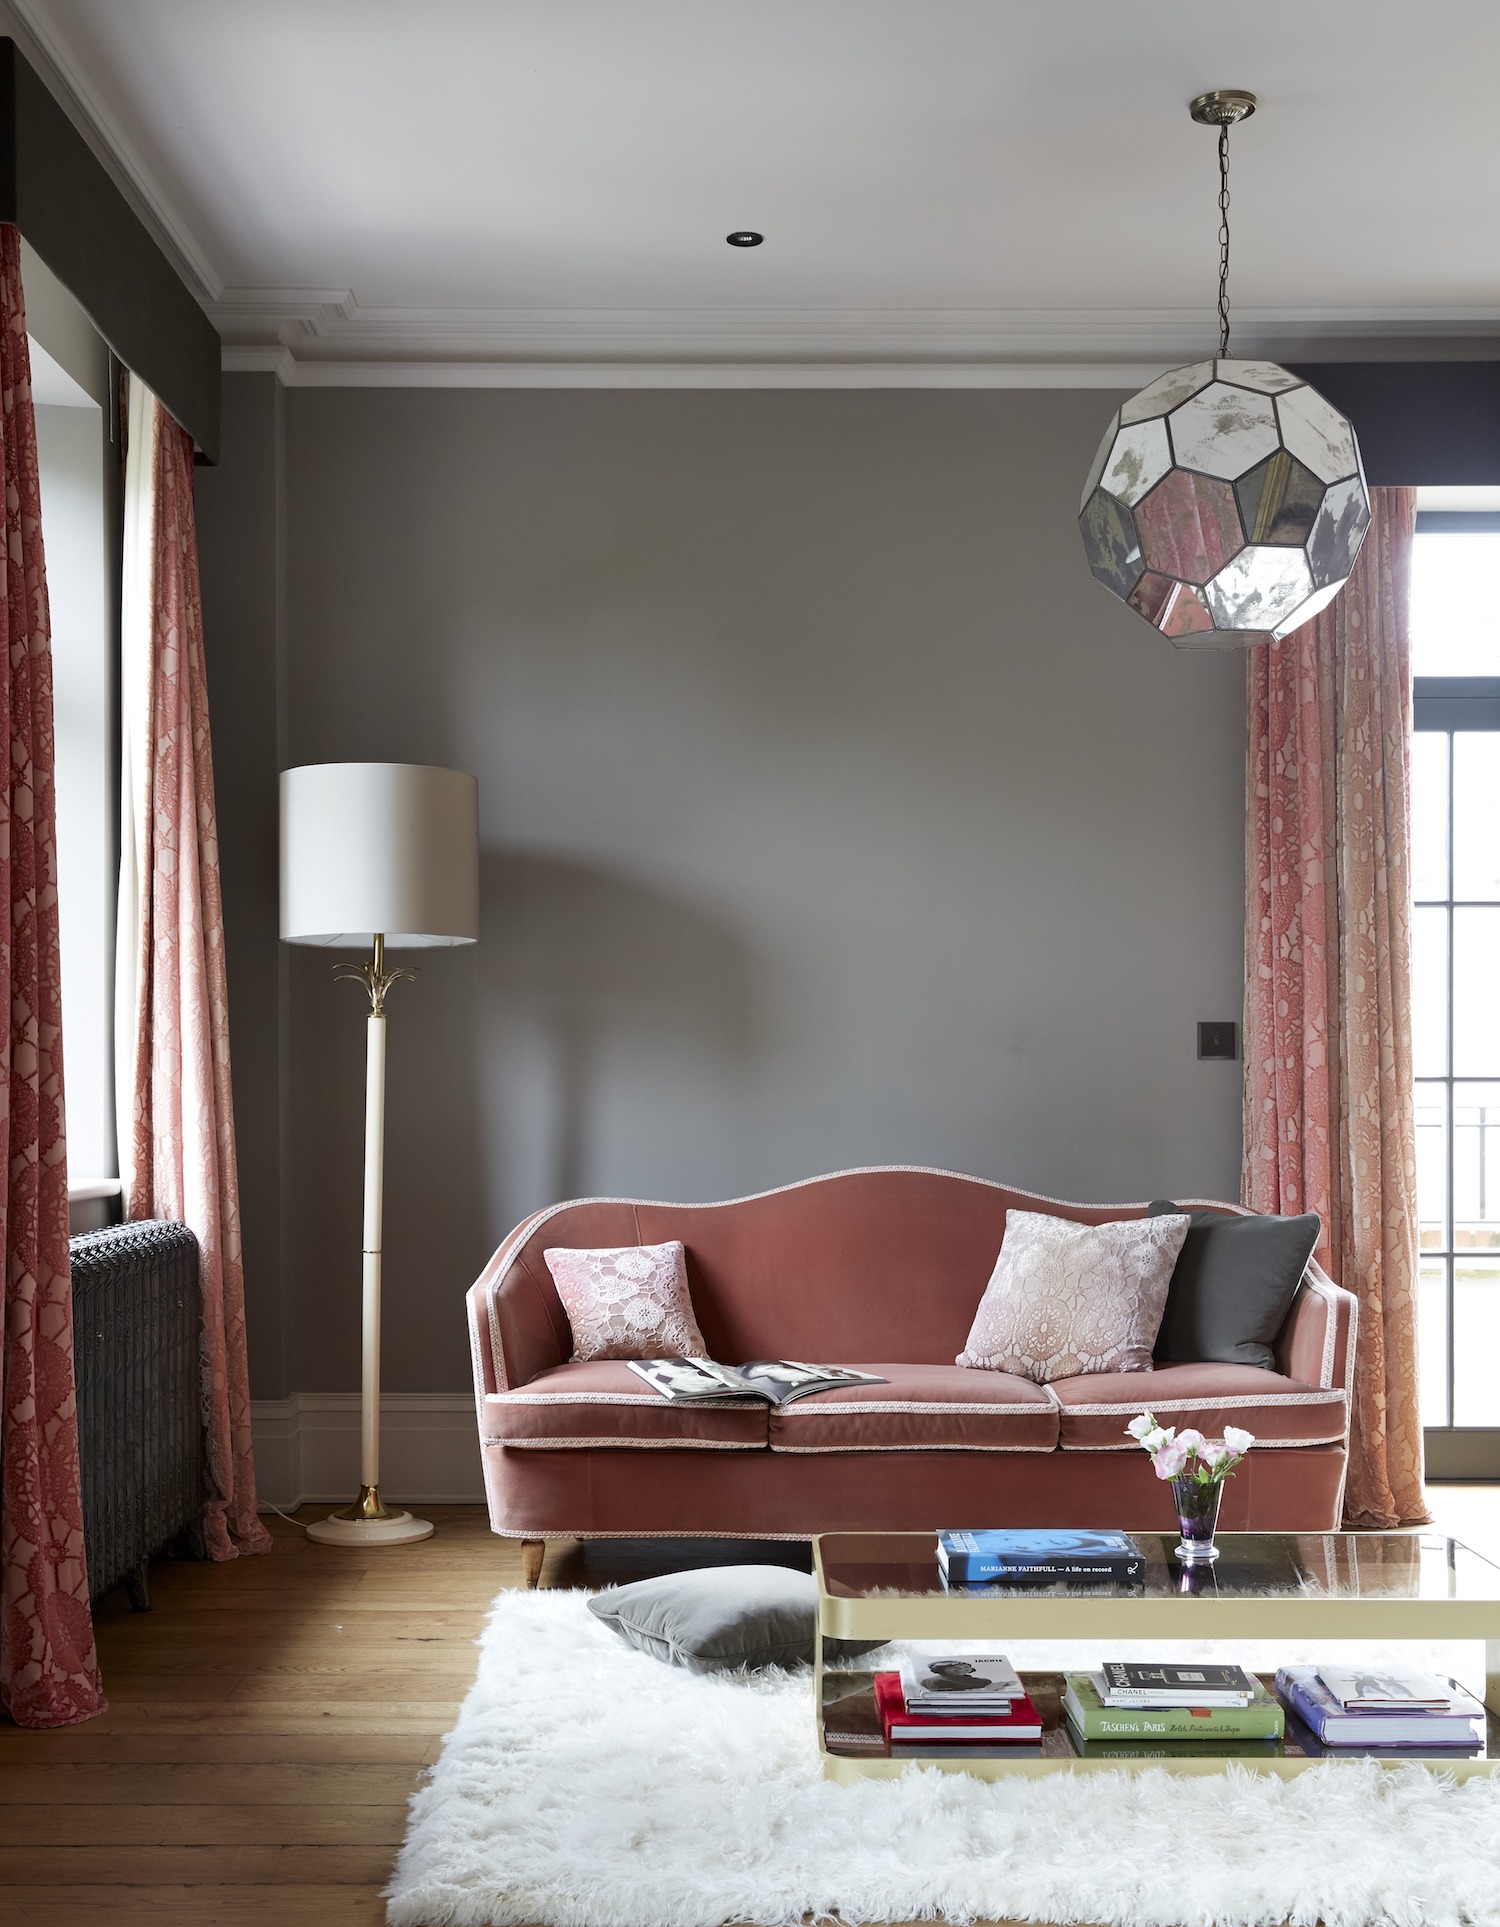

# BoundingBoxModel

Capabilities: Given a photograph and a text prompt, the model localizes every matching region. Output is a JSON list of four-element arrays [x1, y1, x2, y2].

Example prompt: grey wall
[[199, 378, 1248, 1399]]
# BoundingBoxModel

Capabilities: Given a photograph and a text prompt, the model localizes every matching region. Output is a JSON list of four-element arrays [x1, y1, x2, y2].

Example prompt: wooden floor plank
[[0, 1762, 419, 1804], [4, 1802, 409, 1846], [0, 1844, 394, 1884], [5, 1884, 390, 1923]]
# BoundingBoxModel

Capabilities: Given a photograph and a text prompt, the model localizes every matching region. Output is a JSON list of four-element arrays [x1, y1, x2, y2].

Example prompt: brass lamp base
[[306, 1484, 434, 1547]]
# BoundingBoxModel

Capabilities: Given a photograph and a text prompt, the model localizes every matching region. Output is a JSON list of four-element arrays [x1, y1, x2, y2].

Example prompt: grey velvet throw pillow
[[587, 1565, 880, 1673], [1147, 1200, 1322, 1371]]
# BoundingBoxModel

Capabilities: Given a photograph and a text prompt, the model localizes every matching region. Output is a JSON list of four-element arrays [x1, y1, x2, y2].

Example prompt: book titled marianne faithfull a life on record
[[625, 1359, 885, 1405], [938, 1529, 1144, 1586]]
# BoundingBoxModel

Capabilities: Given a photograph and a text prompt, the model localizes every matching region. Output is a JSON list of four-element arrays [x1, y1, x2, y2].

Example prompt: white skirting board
[[251, 1392, 485, 1510]]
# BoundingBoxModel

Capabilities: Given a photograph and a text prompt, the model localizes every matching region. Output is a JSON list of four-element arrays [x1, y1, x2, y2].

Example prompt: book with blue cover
[[938, 1528, 1144, 1585]]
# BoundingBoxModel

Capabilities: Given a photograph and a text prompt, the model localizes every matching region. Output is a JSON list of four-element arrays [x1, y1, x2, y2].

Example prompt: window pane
[[1453, 734, 1500, 902], [1453, 908, 1500, 1074], [1415, 1081, 1448, 1250], [1454, 1081, 1500, 1253], [1453, 1256, 1500, 1425], [1412, 906, 1449, 1077], [1410, 730, 1449, 902], [1411, 532, 1500, 676], [1419, 1257, 1449, 1428]]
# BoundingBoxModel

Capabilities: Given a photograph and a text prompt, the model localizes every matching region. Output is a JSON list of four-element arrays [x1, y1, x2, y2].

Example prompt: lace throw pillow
[[544, 1240, 708, 1363], [957, 1209, 1190, 1383]]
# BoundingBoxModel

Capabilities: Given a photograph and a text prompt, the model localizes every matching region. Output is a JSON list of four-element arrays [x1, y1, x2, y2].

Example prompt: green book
[[1063, 1672, 1285, 1743], [1068, 1729, 1283, 1759]]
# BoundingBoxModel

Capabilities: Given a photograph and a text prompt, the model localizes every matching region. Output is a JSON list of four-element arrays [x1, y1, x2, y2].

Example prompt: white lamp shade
[[280, 762, 479, 948]]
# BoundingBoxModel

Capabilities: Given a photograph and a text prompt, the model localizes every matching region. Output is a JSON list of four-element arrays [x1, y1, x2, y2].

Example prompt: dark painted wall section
[[1290, 363, 1500, 485], [0, 39, 219, 458]]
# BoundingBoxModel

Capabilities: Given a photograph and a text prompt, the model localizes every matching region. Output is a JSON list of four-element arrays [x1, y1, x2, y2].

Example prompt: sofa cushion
[[483, 1360, 767, 1449], [957, 1209, 1190, 1381], [768, 1364, 1058, 1452], [1049, 1363, 1349, 1449], [543, 1239, 707, 1362], [1146, 1200, 1322, 1371]]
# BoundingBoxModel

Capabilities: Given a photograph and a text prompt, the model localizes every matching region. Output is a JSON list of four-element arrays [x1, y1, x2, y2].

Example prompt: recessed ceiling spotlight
[[726, 231, 763, 247]]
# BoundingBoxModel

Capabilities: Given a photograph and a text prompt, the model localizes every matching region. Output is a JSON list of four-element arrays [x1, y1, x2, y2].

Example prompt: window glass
[[1453, 908, 1500, 1076], [1411, 532, 1500, 675], [1411, 906, 1449, 1077], [1410, 730, 1448, 902], [1452, 734, 1500, 900]]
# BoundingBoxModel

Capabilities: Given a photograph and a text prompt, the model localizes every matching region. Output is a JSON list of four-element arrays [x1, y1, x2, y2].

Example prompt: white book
[[1315, 1665, 1460, 1711], [899, 1652, 1023, 1709]]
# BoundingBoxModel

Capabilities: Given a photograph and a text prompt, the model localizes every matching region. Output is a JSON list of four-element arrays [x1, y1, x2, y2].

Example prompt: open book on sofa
[[627, 1359, 885, 1404]]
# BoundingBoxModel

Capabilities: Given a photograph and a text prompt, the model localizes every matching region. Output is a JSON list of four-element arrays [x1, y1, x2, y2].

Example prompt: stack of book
[[937, 1528, 1145, 1590], [1064, 1662, 1284, 1757], [1275, 1666, 1486, 1750], [874, 1651, 1043, 1757]]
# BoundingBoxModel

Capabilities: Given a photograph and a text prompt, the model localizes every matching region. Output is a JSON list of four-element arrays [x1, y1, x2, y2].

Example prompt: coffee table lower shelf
[[819, 1671, 1500, 1782]]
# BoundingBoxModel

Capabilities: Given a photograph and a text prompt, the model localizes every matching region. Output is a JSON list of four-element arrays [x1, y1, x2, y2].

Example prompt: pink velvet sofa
[[465, 1167, 1356, 1584]]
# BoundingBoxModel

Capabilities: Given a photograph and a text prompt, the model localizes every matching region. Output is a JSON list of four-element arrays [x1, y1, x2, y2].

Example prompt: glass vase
[[1170, 1474, 1223, 1564]]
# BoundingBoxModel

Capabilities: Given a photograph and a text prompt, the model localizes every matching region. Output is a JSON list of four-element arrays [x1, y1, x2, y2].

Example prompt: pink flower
[[1222, 1425, 1255, 1459], [1151, 1435, 1192, 1480], [1175, 1428, 1206, 1462]]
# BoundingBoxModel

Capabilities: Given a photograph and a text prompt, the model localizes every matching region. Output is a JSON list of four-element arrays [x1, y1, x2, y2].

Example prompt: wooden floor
[[2, 1490, 1498, 1926]]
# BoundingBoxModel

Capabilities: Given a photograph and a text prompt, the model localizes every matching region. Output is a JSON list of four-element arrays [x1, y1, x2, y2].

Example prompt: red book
[[874, 1671, 1043, 1743]]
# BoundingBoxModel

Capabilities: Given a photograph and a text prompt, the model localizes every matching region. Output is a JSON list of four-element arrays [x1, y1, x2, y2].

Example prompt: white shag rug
[[387, 1590, 1500, 1927]]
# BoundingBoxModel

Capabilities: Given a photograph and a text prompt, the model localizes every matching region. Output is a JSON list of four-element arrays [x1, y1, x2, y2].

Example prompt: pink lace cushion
[[543, 1241, 708, 1363], [957, 1208, 1190, 1383]]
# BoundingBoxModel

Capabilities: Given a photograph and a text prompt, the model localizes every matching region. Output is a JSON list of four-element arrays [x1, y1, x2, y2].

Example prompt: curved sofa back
[[481, 1165, 1245, 1369]]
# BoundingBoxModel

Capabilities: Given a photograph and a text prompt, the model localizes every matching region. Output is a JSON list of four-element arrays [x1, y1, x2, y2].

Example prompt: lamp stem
[[307, 931, 433, 1546], [360, 996, 386, 1494]]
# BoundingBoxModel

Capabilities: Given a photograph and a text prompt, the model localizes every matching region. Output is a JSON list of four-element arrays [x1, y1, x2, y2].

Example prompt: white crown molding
[[252, 1392, 481, 1510], [214, 293, 1500, 387], [221, 349, 1171, 390], [3, 0, 225, 301]]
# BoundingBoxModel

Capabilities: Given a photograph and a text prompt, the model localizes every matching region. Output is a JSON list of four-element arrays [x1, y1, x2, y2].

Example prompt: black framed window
[[1411, 507, 1500, 1479]]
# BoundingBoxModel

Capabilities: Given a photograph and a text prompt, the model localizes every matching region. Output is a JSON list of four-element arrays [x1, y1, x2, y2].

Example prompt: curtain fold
[[0, 225, 106, 1726], [1243, 485, 1426, 1528], [117, 376, 270, 1560]]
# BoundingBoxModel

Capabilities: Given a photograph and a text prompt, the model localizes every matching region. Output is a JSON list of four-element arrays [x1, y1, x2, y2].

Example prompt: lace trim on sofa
[[1057, 1389, 1347, 1413], [486, 1390, 736, 1408], [776, 1399, 1052, 1418], [490, 1436, 760, 1451], [769, 1441, 1057, 1454]]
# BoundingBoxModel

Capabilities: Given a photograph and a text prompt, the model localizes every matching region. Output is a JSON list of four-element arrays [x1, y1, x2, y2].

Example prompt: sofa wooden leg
[[521, 1539, 545, 1590]]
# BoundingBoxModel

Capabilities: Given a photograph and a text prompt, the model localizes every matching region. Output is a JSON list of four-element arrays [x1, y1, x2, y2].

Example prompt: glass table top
[[816, 1532, 1500, 1604]]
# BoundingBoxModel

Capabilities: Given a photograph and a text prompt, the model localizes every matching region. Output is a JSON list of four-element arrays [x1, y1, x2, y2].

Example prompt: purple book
[[1275, 1668, 1483, 1748]]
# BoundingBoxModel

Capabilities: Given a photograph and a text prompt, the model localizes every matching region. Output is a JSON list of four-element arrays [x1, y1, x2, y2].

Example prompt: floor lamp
[[280, 762, 479, 1546]]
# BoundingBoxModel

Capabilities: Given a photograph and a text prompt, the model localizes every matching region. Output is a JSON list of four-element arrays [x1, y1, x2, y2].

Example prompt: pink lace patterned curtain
[[1244, 485, 1426, 1528], [0, 225, 106, 1726], [118, 378, 269, 1561]]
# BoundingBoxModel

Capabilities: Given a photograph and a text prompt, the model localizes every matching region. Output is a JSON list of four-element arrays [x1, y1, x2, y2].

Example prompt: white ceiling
[[10, 0, 1500, 376]]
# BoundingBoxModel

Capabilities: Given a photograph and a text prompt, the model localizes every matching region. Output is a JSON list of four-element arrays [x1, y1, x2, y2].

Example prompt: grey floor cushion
[[587, 1564, 880, 1673]]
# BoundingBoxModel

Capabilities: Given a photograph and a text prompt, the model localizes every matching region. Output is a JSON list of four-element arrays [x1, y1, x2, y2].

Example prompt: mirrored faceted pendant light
[[1080, 91, 1370, 648]]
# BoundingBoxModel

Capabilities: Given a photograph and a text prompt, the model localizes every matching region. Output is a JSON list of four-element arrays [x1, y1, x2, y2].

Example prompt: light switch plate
[[1197, 1020, 1238, 1060]]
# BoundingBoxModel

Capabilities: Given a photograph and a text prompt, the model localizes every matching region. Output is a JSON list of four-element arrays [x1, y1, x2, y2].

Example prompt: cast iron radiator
[[69, 1220, 203, 1610]]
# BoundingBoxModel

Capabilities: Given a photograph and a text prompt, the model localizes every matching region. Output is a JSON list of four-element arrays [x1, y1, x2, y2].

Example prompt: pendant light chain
[[1216, 119, 1232, 357]]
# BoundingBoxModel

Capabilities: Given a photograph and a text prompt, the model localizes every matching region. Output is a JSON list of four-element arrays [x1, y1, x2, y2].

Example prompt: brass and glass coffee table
[[814, 1530, 1500, 1781]]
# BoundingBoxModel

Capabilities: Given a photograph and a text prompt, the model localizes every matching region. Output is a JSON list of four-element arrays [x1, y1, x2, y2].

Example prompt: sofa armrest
[[467, 1224, 571, 1411], [1272, 1261, 1358, 1400]]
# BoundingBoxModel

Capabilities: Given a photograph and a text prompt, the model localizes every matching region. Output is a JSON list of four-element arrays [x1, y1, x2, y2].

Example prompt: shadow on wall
[[478, 848, 755, 1207]]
